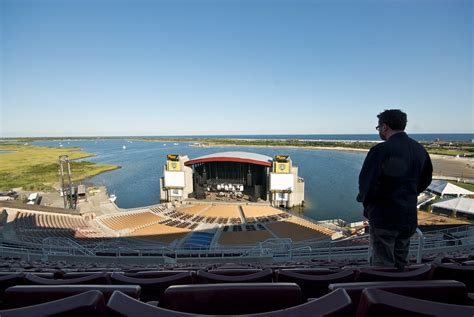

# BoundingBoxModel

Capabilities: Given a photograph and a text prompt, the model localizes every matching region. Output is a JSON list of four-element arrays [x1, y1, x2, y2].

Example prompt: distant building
[[427, 180, 474, 198], [159, 154, 194, 203], [159, 151, 305, 208], [431, 197, 474, 219]]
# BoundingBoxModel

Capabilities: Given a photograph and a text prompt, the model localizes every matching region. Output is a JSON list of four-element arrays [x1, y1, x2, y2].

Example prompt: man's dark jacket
[[358, 132, 433, 230]]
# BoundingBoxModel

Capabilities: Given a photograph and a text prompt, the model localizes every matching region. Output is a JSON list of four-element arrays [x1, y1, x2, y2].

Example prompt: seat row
[[100, 211, 162, 231], [14, 212, 88, 230], [1, 263, 473, 301], [2, 280, 474, 316]]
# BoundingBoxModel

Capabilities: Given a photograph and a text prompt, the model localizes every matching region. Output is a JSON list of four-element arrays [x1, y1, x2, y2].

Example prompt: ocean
[[31, 133, 471, 223], [133, 133, 473, 142]]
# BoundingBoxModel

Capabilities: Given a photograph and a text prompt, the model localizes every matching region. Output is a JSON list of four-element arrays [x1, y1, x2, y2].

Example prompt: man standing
[[357, 109, 432, 270]]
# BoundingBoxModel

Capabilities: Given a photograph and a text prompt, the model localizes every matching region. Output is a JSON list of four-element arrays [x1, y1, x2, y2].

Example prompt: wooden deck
[[218, 230, 273, 245], [241, 205, 283, 218], [201, 205, 241, 218], [266, 221, 330, 242], [101, 211, 162, 231]]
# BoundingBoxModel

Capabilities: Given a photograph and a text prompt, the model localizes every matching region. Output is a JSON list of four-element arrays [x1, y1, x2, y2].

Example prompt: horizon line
[[1, 132, 473, 139]]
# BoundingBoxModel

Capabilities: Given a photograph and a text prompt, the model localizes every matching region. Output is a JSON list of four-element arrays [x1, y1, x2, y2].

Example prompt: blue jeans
[[369, 226, 416, 270]]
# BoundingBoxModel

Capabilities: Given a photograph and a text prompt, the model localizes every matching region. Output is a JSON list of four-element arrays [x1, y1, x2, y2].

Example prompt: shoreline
[[201, 143, 474, 181], [202, 142, 370, 153], [6, 136, 472, 158]]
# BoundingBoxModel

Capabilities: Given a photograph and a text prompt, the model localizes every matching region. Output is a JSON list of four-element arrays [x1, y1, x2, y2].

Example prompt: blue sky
[[1, 0, 472, 137]]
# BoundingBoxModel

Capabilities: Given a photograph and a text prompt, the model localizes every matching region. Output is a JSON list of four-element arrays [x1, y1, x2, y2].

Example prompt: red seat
[[432, 263, 474, 291], [110, 272, 193, 302], [0, 273, 24, 299], [4, 284, 141, 308], [25, 272, 110, 285], [125, 270, 192, 279], [329, 279, 469, 308], [196, 269, 273, 284], [207, 269, 263, 276], [62, 272, 118, 279], [107, 288, 352, 317], [276, 269, 356, 298], [0, 272, 54, 279], [0, 290, 106, 317], [161, 283, 302, 314], [356, 288, 474, 317], [277, 268, 340, 274], [356, 264, 432, 282]]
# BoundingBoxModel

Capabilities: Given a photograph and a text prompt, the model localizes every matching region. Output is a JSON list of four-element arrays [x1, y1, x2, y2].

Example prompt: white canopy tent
[[427, 180, 474, 197], [431, 198, 474, 216]]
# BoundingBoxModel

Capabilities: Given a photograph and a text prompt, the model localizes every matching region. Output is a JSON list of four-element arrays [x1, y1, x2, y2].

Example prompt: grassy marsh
[[0, 144, 119, 191]]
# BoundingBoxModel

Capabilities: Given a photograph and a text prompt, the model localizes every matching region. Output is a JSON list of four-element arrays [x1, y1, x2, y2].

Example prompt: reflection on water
[[33, 140, 366, 222]]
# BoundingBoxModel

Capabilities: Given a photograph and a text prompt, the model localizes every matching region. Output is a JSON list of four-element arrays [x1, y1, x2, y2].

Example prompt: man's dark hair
[[377, 109, 407, 130]]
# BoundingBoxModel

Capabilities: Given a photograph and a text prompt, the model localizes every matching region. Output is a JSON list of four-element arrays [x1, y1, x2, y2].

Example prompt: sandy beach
[[430, 154, 474, 179], [204, 143, 474, 180]]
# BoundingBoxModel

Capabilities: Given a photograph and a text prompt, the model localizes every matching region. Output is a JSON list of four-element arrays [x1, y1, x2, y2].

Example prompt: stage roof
[[432, 198, 474, 215], [428, 180, 474, 196], [185, 152, 273, 167]]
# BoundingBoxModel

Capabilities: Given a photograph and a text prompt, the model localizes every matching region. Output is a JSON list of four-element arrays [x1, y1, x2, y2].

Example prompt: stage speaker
[[195, 188, 206, 200], [247, 173, 252, 186], [254, 185, 261, 200], [197, 192, 206, 200]]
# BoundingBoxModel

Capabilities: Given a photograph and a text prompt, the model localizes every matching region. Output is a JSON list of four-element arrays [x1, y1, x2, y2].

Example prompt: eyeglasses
[[375, 124, 382, 131]]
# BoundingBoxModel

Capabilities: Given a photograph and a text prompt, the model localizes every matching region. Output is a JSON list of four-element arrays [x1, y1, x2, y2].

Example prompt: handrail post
[[328, 242, 332, 262], [367, 242, 371, 265], [416, 227, 424, 264]]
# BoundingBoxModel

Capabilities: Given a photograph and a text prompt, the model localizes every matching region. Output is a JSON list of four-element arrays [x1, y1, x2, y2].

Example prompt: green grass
[[4, 137, 474, 157], [0, 144, 120, 191], [448, 181, 474, 192]]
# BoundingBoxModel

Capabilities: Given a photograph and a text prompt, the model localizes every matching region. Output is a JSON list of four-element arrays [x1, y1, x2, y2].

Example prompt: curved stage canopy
[[160, 151, 304, 208], [185, 151, 272, 167]]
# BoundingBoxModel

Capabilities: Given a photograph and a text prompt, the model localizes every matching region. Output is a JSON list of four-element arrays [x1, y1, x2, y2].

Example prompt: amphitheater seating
[[131, 224, 190, 242], [432, 263, 474, 291], [356, 264, 432, 282], [266, 221, 330, 241], [125, 270, 191, 278], [176, 204, 210, 215], [62, 272, 116, 279], [328, 280, 469, 307], [161, 283, 302, 314], [100, 211, 163, 231], [107, 288, 352, 316], [4, 207, 474, 315], [7, 204, 342, 246], [0, 273, 25, 300], [218, 230, 273, 245], [4, 284, 141, 307], [12, 211, 102, 242], [14, 212, 89, 230], [196, 269, 273, 284], [287, 216, 335, 236], [182, 231, 215, 249], [276, 269, 357, 299], [110, 271, 194, 301], [0, 290, 107, 317], [25, 272, 110, 285], [356, 288, 474, 317], [208, 268, 263, 276], [201, 205, 241, 219], [241, 205, 283, 218], [2, 258, 474, 315]]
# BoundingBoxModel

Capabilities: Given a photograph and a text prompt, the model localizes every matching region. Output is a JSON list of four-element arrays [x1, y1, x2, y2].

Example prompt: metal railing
[[1, 225, 473, 263]]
